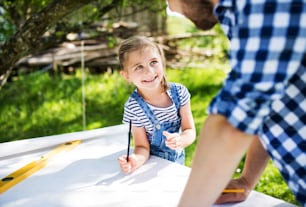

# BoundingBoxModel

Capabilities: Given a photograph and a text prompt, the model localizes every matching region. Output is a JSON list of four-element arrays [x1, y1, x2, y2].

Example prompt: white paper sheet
[[0, 125, 297, 207]]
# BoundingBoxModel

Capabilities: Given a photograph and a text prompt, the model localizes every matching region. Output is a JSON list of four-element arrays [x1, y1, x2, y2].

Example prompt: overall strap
[[131, 90, 158, 125], [170, 83, 180, 114]]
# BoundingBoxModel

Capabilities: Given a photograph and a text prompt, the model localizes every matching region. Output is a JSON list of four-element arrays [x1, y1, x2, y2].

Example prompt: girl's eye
[[151, 60, 158, 65], [135, 65, 143, 71]]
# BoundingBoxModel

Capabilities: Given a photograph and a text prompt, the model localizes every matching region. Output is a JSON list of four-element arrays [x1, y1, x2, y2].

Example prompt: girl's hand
[[117, 154, 137, 174], [163, 131, 182, 150]]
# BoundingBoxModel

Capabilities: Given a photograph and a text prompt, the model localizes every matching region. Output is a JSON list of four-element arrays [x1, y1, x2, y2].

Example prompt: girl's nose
[[144, 65, 154, 74]]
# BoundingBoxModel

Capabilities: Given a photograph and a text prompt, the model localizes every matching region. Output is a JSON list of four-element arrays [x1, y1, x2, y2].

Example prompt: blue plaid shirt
[[209, 0, 306, 205]]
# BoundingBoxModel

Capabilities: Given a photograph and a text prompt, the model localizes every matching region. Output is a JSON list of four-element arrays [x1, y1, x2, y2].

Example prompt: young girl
[[117, 36, 196, 174]]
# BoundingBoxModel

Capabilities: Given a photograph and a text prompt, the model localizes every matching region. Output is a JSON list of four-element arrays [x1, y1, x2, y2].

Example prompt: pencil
[[126, 120, 132, 162], [223, 189, 245, 193]]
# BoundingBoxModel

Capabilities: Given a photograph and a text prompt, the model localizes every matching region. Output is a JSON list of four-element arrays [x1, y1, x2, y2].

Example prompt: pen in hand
[[126, 120, 132, 162], [222, 189, 245, 193]]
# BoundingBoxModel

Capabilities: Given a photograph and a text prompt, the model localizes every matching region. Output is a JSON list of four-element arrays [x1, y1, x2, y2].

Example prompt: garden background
[[0, 1, 299, 205]]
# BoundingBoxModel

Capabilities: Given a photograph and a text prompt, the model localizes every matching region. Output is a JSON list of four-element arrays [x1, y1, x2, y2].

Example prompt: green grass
[[0, 67, 223, 143], [0, 15, 299, 206], [0, 71, 133, 142], [0, 67, 299, 205], [256, 160, 299, 205]]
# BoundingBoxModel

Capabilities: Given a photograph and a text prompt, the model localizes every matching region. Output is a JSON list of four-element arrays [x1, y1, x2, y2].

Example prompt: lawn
[[0, 15, 299, 205], [0, 67, 298, 205]]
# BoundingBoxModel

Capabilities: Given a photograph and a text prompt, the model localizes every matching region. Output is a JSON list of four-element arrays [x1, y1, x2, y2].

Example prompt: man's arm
[[215, 137, 270, 204], [178, 114, 255, 207]]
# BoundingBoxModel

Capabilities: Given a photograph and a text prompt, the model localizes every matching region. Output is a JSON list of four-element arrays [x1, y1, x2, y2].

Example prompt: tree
[[0, 0, 167, 88], [0, 0, 125, 87]]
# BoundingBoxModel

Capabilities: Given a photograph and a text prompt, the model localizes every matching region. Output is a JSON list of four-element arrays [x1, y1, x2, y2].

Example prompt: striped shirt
[[122, 83, 190, 138]]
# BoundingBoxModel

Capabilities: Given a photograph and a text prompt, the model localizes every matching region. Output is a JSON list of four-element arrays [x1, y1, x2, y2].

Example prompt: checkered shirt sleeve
[[209, 0, 306, 135]]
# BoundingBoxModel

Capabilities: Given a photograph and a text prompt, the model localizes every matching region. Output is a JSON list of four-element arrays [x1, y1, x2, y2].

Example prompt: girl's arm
[[179, 100, 196, 147], [118, 126, 150, 174], [165, 100, 196, 149]]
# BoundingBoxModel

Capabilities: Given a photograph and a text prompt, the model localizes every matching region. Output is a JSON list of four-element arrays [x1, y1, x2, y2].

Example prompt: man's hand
[[215, 177, 251, 204]]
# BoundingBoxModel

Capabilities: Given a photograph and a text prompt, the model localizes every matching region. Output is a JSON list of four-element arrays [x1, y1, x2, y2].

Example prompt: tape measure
[[0, 140, 81, 194]]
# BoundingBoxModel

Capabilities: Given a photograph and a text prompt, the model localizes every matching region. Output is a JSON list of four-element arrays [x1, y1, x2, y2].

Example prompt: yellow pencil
[[223, 189, 245, 193]]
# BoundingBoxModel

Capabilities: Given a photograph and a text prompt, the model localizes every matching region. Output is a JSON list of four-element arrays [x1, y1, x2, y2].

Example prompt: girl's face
[[121, 46, 164, 91]]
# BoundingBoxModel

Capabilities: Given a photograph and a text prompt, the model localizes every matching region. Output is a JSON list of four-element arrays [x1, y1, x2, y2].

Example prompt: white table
[[0, 124, 297, 207]]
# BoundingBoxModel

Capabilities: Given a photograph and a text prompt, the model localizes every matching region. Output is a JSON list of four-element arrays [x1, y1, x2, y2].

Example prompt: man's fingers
[[215, 192, 247, 204]]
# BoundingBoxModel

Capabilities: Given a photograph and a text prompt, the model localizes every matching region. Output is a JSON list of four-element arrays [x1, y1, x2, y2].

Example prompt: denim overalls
[[131, 83, 185, 165]]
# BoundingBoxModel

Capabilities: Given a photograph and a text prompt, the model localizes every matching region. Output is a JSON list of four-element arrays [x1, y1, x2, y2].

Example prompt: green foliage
[[0, 67, 223, 143], [167, 14, 195, 35], [0, 0, 53, 37], [0, 70, 133, 142], [0, 67, 297, 205], [167, 67, 226, 136], [0, 7, 16, 41], [255, 161, 300, 205], [167, 15, 229, 68], [0, 12, 298, 206], [0, 0, 167, 43], [166, 67, 226, 165], [167, 15, 229, 49]]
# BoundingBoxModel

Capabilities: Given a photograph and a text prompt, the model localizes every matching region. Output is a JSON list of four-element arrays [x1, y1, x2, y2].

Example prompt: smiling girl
[[117, 36, 196, 174]]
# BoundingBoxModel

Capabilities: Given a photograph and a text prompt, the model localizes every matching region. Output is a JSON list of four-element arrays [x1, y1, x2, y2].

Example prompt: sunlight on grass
[[256, 161, 300, 205], [167, 15, 196, 35], [0, 15, 298, 204], [0, 67, 297, 205]]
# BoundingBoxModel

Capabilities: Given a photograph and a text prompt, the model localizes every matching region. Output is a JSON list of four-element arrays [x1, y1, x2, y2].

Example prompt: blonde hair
[[118, 36, 169, 91]]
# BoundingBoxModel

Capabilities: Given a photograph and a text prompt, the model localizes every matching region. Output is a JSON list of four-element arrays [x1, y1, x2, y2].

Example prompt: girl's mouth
[[142, 76, 158, 83]]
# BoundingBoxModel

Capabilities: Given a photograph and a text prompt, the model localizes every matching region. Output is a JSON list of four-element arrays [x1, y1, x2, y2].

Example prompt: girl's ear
[[120, 70, 129, 82]]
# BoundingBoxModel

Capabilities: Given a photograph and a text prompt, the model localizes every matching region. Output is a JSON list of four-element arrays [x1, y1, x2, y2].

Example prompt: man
[[167, 0, 306, 206]]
